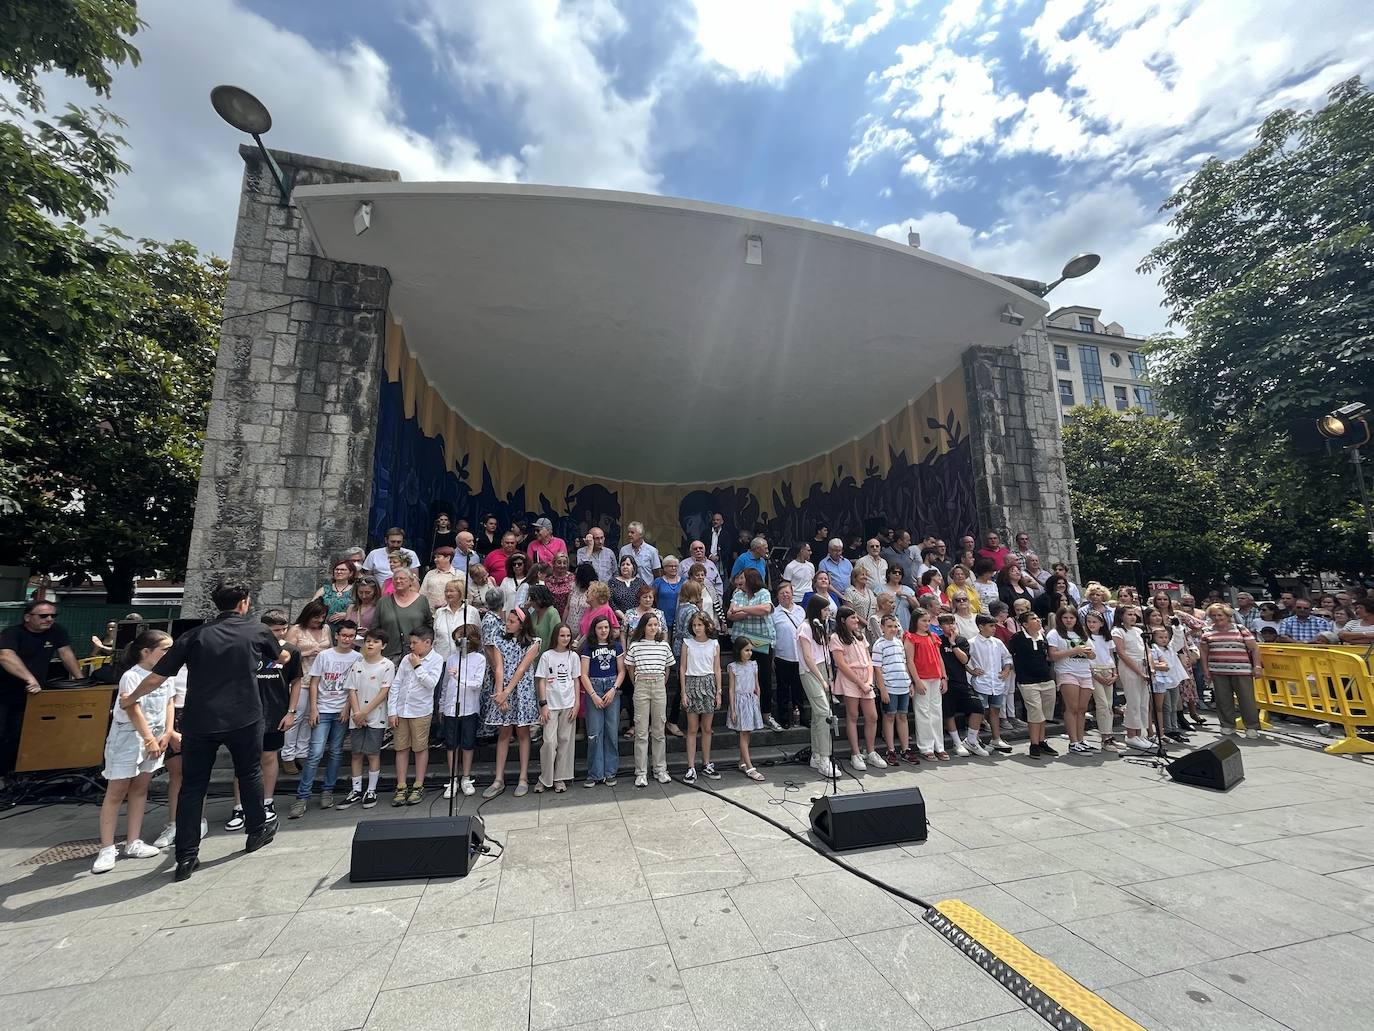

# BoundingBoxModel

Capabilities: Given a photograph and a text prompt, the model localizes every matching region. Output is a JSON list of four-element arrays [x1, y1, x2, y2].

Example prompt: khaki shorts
[[1018, 681, 1058, 723], [391, 715, 432, 752]]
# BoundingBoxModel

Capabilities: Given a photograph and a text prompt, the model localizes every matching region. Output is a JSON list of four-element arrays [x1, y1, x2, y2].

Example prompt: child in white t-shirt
[[967, 615, 1014, 753], [94, 630, 175, 874], [339, 629, 394, 809], [292, 625, 361, 816], [535, 624, 580, 792], [442, 625, 487, 799]]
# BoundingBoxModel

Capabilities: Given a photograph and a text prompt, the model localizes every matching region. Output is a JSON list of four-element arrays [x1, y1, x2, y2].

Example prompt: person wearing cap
[[817, 538, 853, 594], [421, 547, 464, 611], [527, 517, 568, 567]]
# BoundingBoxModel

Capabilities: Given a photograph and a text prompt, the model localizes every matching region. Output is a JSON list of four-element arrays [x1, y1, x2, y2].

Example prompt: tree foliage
[[1139, 76, 1374, 438], [1062, 406, 1264, 590], [0, 242, 226, 603], [1136, 76, 1374, 584], [0, 0, 143, 504]]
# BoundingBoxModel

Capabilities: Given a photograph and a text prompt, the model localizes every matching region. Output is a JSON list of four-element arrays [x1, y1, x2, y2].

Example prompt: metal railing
[[1249, 644, 1374, 754]]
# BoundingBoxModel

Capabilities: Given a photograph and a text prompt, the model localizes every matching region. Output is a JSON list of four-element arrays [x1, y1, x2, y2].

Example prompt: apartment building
[[1045, 305, 1155, 419]]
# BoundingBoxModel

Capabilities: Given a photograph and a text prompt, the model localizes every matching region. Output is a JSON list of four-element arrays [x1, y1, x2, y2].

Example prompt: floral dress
[[319, 582, 352, 621], [482, 634, 540, 727]]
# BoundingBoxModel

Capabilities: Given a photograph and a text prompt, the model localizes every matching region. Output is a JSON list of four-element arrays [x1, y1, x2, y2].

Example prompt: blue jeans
[[584, 678, 621, 781], [296, 712, 346, 799]]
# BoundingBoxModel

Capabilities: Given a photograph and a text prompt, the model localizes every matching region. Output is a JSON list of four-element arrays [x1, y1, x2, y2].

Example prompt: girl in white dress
[[726, 639, 766, 781]]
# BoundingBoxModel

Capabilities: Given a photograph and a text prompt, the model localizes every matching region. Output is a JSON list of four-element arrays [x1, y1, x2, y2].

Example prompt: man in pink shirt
[[526, 517, 568, 567], [484, 532, 520, 582], [976, 531, 1012, 569]]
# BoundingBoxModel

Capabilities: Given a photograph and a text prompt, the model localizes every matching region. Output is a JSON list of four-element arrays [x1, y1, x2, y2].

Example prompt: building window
[[1129, 352, 1148, 378], [1058, 379, 1076, 406], [1053, 344, 1070, 371], [1078, 317, 1094, 333], [1133, 386, 1156, 415], [1079, 344, 1106, 406], [1109, 352, 1122, 367], [1114, 385, 1128, 411]]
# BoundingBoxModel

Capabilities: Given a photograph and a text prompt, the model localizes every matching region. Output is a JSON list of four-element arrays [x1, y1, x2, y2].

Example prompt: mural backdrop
[[369, 319, 977, 559]]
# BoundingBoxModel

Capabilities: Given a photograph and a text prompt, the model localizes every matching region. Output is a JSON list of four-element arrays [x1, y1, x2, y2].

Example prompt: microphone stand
[[449, 616, 469, 819]]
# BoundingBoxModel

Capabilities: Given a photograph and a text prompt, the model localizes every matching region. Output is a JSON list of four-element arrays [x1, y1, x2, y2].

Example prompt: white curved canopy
[[294, 182, 1045, 484]]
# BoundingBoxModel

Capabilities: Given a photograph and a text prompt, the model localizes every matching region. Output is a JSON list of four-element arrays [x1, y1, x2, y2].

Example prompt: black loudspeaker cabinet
[[809, 787, 928, 850], [349, 815, 486, 882], [1167, 738, 1245, 791]]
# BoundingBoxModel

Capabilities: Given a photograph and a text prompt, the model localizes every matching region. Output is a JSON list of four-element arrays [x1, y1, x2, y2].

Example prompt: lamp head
[[1317, 402, 1371, 443], [1060, 253, 1101, 281], [211, 85, 272, 136]]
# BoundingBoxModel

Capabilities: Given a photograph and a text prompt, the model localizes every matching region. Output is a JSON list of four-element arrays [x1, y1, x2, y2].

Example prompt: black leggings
[[773, 658, 801, 724]]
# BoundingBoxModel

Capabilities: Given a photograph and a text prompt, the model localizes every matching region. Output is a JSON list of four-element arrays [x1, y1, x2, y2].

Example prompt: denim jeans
[[584, 677, 621, 781], [296, 711, 346, 799]]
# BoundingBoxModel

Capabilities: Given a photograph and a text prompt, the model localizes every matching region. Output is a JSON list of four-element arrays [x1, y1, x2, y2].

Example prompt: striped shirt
[[871, 636, 911, 692], [626, 640, 675, 680], [1200, 626, 1255, 675]]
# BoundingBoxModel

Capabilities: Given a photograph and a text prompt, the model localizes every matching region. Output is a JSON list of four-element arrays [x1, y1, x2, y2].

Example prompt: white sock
[[352, 776, 362, 791], [367, 771, 379, 791], [263, 797, 272, 806]]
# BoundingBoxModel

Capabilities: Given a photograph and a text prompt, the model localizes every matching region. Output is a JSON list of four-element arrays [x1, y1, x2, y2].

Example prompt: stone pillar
[[182, 146, 400, 617], [961, 324, 1080, 576]]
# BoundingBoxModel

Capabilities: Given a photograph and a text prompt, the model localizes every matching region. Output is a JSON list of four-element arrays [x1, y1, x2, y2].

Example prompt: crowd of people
[[5, 513, 1371, 878]]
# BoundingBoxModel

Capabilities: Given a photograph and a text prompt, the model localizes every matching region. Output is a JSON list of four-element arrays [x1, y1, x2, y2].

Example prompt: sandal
[[935, 751, 951, 761], [533, 782, 546, 793], [921, 752, 937, 762], [741, 766, 765, 782]]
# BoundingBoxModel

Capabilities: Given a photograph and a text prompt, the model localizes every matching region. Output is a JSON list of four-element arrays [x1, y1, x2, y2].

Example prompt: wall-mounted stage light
[[1000, 303, 1025, 327], [745, 235, 763, 266]]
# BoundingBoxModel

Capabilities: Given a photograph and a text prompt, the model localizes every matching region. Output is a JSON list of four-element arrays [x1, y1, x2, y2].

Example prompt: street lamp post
[[210, 85, 291, 206], [1318, 402, 1374, 554]]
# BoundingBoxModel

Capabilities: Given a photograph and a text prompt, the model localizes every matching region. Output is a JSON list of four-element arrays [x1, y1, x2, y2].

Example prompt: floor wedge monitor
[[1167, 738, 1244, 791], [809, 787, 927, 850], [349, 815, 486, 881]]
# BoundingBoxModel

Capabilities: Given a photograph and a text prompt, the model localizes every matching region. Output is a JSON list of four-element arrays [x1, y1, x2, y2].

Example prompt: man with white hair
[[619, 521, 661, 582], [855, 539, 888, 593], [817, 538, 853, 593], [684, 540, 724, 597], [731, 536, 769, 582]]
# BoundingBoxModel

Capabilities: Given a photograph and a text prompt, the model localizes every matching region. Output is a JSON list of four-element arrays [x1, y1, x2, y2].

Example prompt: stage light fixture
[[1000, 303, 1025, 327]]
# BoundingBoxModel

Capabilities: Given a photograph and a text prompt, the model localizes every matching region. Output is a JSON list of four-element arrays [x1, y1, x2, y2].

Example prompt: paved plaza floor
[[3, 727, 1374, 1031]]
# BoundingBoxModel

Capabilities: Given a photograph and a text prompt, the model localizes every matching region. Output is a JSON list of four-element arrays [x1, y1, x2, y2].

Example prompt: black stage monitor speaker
[[1167, 738, 1244, 791], [810, 787, 927, 850], [349, 815, 486, 882]]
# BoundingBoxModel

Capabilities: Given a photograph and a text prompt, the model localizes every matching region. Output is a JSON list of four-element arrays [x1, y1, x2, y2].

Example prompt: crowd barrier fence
[[1248, 644, 1374, 754]]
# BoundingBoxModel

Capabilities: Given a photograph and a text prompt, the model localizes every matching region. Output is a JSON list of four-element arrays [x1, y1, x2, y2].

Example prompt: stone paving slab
[[3, 724, 1373, 1030]]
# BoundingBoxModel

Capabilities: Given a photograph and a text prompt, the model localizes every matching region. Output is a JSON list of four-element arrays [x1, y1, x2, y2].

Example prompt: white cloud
[[415, 0, 659, 192], [845, 120, 915, 172], [820, 172, 830, 187], [689, 0, 920, 82], [880, 44, 1024, 156], [876, 182, 1171, 333]]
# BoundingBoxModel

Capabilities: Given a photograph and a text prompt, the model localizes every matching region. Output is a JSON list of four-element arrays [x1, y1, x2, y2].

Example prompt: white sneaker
[[91, 845, 118, 874], [850, 753, 867, 772], [634, 773, 648, 788], [124, 839, 161, 859], [952, 738, 970, 757], [1219, 726, 1236, 736], [816, 757, 836, 778], [460, 778, 475, 796], [990, 738, 1013, 753], [866, 750, 888, 769], [443, 780, 455, 799], [200, 818, 208, 841], [967, 738, 990, 757], [654, 769, 671, 784], [152, 824, 175, 849], [1245, 729, 1260, 739], [1126, 735, 1154, 750], [808, 753, 820, 771]]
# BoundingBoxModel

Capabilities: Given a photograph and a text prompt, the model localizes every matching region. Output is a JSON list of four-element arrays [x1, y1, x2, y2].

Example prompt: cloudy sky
[[56, 0, 1374, 334]]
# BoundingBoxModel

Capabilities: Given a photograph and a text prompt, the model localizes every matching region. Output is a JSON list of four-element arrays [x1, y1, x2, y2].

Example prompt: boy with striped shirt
[[873, 613, 919, 765]]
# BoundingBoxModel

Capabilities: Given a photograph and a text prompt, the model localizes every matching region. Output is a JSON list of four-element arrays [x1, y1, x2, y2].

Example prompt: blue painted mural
[[368, 374, 977, 557]]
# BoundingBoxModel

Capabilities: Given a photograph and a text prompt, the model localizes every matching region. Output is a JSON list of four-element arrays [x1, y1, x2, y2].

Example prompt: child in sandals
[[727, 638, 766, 781]]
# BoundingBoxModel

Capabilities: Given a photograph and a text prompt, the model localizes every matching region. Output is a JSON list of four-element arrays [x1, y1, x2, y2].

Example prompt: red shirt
[[484, 549, 513, 582], [977, 546, 1012, 568], [905, 631, 944, 680]]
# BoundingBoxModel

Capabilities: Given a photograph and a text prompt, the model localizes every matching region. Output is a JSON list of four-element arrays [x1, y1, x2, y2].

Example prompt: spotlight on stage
[[999, 303, 1025, 327], [1318, 402, 1371, 445]]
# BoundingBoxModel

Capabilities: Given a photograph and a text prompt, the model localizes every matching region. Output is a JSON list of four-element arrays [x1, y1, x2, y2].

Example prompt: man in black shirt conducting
[[123, 579, 288, 880]]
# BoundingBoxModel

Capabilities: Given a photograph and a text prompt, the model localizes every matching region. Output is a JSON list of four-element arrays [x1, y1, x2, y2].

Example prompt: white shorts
[[102, 722, 166, 780]]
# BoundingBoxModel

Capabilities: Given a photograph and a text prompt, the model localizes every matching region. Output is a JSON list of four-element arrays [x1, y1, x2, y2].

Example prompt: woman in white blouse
[[783, 543, 816, 598]]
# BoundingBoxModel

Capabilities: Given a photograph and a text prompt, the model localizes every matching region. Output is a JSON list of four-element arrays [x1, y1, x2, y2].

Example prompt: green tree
[[1062, 406, 1264, 591], [1138, 76, 1374, 581], [0, 0, 143, 503], [0, 241, 226, 603], [1139, 76, 1374, 437]]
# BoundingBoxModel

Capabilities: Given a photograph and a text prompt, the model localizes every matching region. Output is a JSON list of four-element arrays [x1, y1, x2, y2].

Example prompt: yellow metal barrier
[[1249, 645, 1374, 754]]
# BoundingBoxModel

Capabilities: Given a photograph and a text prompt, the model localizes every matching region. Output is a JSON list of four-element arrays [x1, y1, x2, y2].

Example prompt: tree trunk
[[100, 561, 137, 606]]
